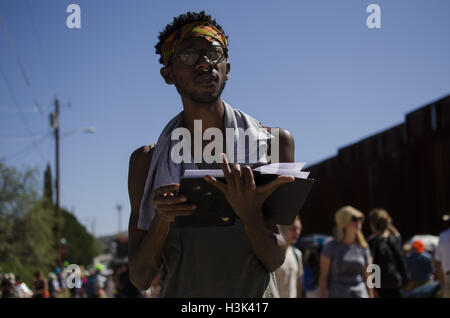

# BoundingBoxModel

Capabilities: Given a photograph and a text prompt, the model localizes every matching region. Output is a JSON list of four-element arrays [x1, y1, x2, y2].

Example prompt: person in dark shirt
[[368, 208, 409, 298], [32, 270, 48, 298], [127, 10, 295, 297], [1, 275, 14, 298], [405, 240, 434, 291]]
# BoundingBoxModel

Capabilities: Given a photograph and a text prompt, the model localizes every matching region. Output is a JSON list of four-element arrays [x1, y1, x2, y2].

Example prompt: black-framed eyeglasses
[[169, 45, 228, 66], [352, 216, 363, 222]]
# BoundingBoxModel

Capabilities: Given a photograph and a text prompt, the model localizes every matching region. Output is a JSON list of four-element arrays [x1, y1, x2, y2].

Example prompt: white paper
[[253, 162, 306, 174], [183, 162, 310, 179]]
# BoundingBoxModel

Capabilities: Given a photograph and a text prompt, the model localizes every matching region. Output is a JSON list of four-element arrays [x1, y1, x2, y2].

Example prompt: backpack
[[369, 235, 409, 289]]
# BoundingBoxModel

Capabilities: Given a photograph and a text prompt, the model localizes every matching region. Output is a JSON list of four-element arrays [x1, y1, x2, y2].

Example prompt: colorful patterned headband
[[161, 21, 228, 66]]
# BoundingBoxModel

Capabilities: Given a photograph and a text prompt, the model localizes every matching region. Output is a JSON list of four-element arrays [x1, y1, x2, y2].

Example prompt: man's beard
[[173, 76, 227, 104]]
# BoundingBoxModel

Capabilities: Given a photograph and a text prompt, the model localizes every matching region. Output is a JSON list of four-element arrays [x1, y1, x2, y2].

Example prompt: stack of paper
[[183, 162, 310, 179]]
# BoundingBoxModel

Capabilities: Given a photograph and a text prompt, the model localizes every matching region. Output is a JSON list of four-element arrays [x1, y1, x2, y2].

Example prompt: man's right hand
[[153, 183, 196, 222]]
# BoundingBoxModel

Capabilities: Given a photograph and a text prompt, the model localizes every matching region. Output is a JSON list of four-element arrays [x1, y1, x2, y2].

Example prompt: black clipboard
[[174, 169, 314, 228]]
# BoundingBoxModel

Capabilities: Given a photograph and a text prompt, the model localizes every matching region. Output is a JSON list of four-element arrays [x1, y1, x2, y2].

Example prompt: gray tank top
[[160, 161, 279, 298]]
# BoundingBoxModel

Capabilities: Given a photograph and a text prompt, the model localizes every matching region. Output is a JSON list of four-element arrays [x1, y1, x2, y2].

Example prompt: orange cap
[[412, 240, 425, 253]]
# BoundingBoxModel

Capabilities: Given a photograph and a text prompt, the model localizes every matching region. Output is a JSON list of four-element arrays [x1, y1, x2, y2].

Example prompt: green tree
[[61, 209, 101, 266], [0, 161, 57, 284], [43, 164, 53, 206], [0, 160, 102, 284]]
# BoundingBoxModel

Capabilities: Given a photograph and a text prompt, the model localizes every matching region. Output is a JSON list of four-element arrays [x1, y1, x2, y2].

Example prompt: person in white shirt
[[276, 216, 304, 298], [13, 275, 33, 298], [434, 217, 450, 298]]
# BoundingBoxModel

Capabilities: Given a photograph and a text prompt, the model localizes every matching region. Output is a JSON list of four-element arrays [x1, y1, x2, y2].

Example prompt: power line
[[0, 8, 47, 121], [25, 0, 57, 94], [0, 133, 48, 142], [0, 64, 49, 162], [0, 128, 92, 142], [0, 106, 38, 113], [1, 132, 51, 162]]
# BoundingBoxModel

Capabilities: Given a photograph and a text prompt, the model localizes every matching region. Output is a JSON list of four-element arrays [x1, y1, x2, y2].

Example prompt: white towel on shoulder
[[137, 101, 273, 230]]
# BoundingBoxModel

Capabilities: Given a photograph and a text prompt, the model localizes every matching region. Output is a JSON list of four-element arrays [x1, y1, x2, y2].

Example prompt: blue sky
[[1, 0, 449, 236]]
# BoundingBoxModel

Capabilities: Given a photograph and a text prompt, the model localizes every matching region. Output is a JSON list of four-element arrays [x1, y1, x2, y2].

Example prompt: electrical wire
[[0, 106, 38, 113], [25, 0, 57, 96], [1, 132, 51, 162], [0, 9, 47, 121], [0, 64, 49, 162], [0, 133, 48, 142]]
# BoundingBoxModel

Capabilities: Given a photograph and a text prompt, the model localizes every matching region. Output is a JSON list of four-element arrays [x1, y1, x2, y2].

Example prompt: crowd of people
[[276, 206, 450, 298], [0, 263, 157, 298], [1, 270, 63, 298], [1, 206, 448, 299]]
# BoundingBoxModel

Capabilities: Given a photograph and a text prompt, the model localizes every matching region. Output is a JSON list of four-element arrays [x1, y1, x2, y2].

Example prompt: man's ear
[[160, 66, 175, 85], [225, 62, 230, 80]]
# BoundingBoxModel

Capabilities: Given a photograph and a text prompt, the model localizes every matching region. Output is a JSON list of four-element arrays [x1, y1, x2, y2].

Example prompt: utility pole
[[50, 99, 94, 268], [116, 204, 123, 234], [50, 98, 62, 268]]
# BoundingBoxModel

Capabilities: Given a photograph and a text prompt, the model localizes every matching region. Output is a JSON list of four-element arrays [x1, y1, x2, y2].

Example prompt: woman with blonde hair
[[319, 206, 374, 298]]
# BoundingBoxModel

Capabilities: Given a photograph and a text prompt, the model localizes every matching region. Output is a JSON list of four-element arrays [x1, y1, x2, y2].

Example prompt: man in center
[[128, 11, 296, 297]]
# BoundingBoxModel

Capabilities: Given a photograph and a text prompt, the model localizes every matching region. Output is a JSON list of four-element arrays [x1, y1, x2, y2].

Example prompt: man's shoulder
[[130, 143, 156, 159], [261, 126, 295, 162], [262, 126, 294, 144], [128, 143, 156, 193], [129, 144, 156, 168]]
